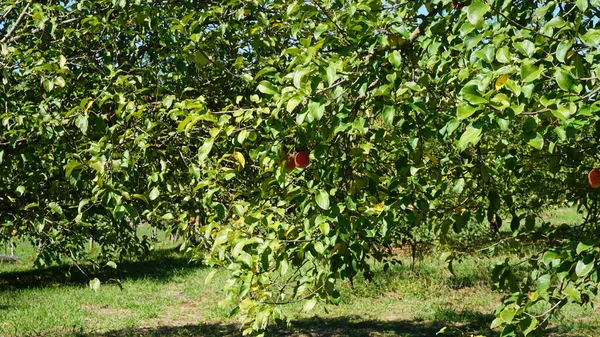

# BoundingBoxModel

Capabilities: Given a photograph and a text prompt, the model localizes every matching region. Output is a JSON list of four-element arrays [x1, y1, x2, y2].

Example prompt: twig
[[483, 0, 557, 42], [474, 236, 516, 252], [521, 108, 550, 116], [1, 6, 13, 20], [263, 284, 325, 305], [409, 5, 440, 42], [310, 0, 352, 46], [582, 85, 600, 100], [525, 297, 566, 319], [196, 49, 241, 79], [279, 239, 314, 243], [315, 78, 346, 95], [1, 1, 32, 43]]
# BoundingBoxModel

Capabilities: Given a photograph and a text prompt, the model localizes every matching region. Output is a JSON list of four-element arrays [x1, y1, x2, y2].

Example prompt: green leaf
[[537, 274, 551, 290], [198, 139, 214, 163], [382, 105, 395, 127], [490, 317, 504, 329], [205, 269, 218, 285], [319, 222, 330, 236], [458, 123, 482, 151], [527, 132, 544, 150], [500, 324, 517, 337], [64, 160, 84, 178], [575, 258, 594, 277], [576, 242, 592, 255], [496, 47, 511, 63], [237, 252, 253, 268], [15, 186, 25, 196], [75, 115, 88, 134], [89, 278, 101, 292], [520, 317, 538, 336], [194, 51, 209, 65], [542, 251, 558, 266], [43, 78, 54, 92], [453, 178, 465, 194], [521, 62, 543, 83], [580, 29, 600, 46], [113, 205, 126, 220], [563, 286, 581, 303], [576, 0, 588, 11], [461, 85, 488, 105], [303, 298, 317, 312], [237, 130, 248, 145], [48, 202, 63, 215], [474, 44, 494, 63], [457, 102, 478, 119], [293, 68, 311, 89], [555, 40, 573, 63], [287, 95, 303, 112], [555, 69, 574, 92], [162, 95, 175, 109], [257, 81, 279, 95], [551, 106, 570, 120], [54, 76, 66, 88], [315, 190, 330, 210], [106, 261, 117, 269], [388, 50, 402, 68], [467, 0, 490, 25], [308, 100, 325, 121], [326, 64, 337, 86], [149, 187, 160, 201], [500, 308, 516, 323], [515, 40, 535, 58]]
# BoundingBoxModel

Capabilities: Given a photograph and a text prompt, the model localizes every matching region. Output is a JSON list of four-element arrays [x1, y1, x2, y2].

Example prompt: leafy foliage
[[1, 0, 600, 335]]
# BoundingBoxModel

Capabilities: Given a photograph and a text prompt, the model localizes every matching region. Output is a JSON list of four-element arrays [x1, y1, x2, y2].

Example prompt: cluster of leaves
[[1, 0, 599, 335]]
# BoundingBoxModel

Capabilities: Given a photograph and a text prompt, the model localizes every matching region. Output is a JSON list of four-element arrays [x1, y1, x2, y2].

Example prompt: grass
[[1, 211, 599, 337]]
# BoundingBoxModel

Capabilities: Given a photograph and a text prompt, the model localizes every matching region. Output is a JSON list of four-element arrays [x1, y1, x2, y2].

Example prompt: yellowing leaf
[[495, 75, 508, 90], [372, 202, 384, 213], [233, 151, 245, 169], [425, 154, 438, 165]]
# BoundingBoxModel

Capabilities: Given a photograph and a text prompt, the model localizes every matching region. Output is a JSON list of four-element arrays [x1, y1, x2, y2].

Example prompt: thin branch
[[263, 284, 325, 305], [520, 108, 550, 116], [279, 239, 314, 244], [1, 6, 13, 20], [524, 297, 566, 319], [315, 78, 346, 95], [196, 48, 241, 79], [409, 5, 440, 42], [483, 0, 557, 42], [311, 0, 352, 46], [582, 85, 600, 100], [1, 1, 32, 43]]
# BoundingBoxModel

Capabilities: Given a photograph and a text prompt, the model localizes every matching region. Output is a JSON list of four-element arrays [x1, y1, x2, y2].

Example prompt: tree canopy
[[1, 0, 600, 335]]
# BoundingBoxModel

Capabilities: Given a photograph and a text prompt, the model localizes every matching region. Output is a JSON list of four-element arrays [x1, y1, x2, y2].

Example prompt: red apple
[[294, 152, 310, 168], [589, 169, 600, 188]]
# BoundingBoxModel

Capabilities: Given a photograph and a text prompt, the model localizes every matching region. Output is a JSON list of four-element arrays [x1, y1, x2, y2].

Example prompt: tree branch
[[311, 0, 352, 46], [1, 1, 32, 43], [483, 0, 557, 42]]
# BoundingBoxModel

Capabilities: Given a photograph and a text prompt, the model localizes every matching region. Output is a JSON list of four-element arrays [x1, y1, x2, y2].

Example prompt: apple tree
[[1, 0, 599, 335]]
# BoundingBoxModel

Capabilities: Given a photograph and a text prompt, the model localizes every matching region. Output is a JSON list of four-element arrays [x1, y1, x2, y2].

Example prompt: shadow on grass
[[0, 247, 205, 292], [51, 311, 497, 337], [53, 314, 587, 337]]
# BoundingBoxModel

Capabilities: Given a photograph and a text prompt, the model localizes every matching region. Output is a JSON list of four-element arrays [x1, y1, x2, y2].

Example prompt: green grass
[[1, 214, 599, 337]]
